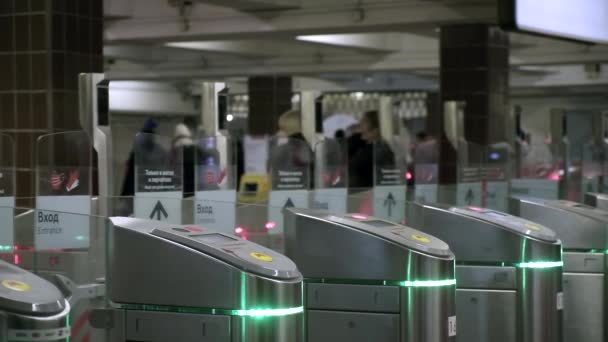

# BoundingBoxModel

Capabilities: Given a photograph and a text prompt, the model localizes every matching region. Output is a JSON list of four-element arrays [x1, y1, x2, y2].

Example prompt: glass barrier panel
[[36, 131, 93, 250], [512, 140, 568, 200], [481, 142, 513, 212], [195, 135, 237, 235], [0, 134, 15, 248], [267, 137, 313, 244], [373, 140, 406, 223], [313, 139, 348, 213]]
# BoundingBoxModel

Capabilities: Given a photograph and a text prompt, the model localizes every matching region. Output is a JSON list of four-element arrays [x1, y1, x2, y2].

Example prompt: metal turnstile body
[[511, 197, 608, 342], [95, 217, 304, 342], [284, 208, 457, 342], [406, 203, 563, 342], [0, 260, 70, 341], [585, 192, 608, 211]]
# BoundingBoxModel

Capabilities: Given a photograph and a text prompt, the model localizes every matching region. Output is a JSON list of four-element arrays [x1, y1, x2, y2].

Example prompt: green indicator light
[[516, 261, 563, 269], [399, 279, 457, 287], [233, 306, 304, 318]]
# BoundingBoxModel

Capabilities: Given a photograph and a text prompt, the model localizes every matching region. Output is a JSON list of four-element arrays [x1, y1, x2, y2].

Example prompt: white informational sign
[[313, 188, 347, 214], [36, 195, 91, 250], [373, 185, 406, 223], [456, 182, 482, 207], [448, 316, 457, 337], [511, 179, 559, 200], [195, 190, 236, 235], [244, 135, 268, 174], [135, 191, 182, 224], [484, 181, 509, 212], [0, 197, 14, 248], [268, 190, 309, 235], [414, 184, 438, 204]]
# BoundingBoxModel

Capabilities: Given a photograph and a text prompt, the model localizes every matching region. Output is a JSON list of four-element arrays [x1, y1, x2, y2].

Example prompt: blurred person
[[171, 123, 203, 197], [269, 110, 314, 188], [348, 110, 395, 188], [413, 131, 438, 164]]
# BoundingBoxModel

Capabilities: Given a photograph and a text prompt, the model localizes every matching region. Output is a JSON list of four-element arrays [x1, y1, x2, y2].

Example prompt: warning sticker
[[557, 292, 564, 310], [448, 316, 457, 337], [2, 280, 31, 292], [250, 252, 273, 262], [525, 223, 541, 231], [411, 234, 431, 244]]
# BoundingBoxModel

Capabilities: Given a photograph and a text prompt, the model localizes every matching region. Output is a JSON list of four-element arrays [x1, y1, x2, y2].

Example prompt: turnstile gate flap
[[511, 197, 608, 249], [284, 208, 454, 281], [0, 260, 66, 315], [406, 202, 561, 264]]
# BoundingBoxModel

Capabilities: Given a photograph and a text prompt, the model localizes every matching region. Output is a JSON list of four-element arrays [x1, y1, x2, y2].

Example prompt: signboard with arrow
[[456, 182, 482, 207], [268, 189, 309, 236], [373, 185, 406, 222], [135, 191, 182, 224]]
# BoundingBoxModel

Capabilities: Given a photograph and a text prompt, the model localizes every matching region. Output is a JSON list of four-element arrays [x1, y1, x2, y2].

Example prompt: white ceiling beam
[[105, 0, 497, 43]]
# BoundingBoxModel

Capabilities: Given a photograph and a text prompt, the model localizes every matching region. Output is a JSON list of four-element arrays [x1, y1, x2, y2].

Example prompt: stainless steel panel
[[518, 267, 563, 342], [563, 273, 604, 342], [456, 289, 517, 342], [125, 311, 230, 342], [306, 283, 400, 313], [563, 252, 605, 273], [402, 285, 457, 342], [456, 266, 517, 290], [307, 310, 399, 342]]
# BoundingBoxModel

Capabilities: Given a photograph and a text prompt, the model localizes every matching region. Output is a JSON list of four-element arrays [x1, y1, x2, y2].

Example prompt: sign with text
[[195, 191, 236, 234], [134, 133, 183, 224], [269, 137, 312, 191], [35, 196, 91, 250], [0, 197, 14, 249], [511, 178, 559, 200], [35, 131, 93, 249], [313, 188, 347, 213]]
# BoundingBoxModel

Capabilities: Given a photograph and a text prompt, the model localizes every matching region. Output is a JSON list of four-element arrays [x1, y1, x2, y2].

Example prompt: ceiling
[[103, 0, 608, 92]]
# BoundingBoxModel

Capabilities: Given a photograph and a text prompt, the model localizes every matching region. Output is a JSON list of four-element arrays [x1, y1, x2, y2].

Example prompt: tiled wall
[[0, 0, 103, 206], [248, 76, 293, 135]]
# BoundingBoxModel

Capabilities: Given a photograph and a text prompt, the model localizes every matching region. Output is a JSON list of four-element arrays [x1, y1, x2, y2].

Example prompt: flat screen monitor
[[500, 0, 608, 44]]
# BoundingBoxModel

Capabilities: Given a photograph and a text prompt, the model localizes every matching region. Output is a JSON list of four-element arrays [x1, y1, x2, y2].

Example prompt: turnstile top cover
[[111, 217, 301, 280], [287, 208, 452, 258], [523, 198, 608, 223], [449, 206, 558, 243], [0, 260, 66, 315]]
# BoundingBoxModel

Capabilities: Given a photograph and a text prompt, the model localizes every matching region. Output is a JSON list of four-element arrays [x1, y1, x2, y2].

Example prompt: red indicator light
[[13, 254, 20, 265], [468, 206, 483, 212], [185, 226, 203, 233], [265, 222, 277, 230], [405, 172, 413, 180], [235, 227, 245, 234], [352, 214, 368, 220]]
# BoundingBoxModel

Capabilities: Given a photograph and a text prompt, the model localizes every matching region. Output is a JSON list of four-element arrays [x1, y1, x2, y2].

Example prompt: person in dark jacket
[[348, 110, 395, 189]]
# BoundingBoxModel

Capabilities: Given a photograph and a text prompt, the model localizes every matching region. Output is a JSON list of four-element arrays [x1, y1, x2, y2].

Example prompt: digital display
[[192, 234, 236, 244], [244, 183, 258, 192], [501, 0, 608, 44], [485, 211, 508, 218], [363, 220, 394, 228]]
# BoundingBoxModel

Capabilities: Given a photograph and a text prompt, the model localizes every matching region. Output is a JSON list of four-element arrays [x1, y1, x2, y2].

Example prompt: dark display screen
[[363, 220, 394, 228], [192, 234, 236, 244]]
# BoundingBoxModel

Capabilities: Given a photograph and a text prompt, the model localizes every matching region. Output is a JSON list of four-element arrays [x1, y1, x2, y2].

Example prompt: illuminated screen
[[363, 220, 394, 228], [505, 0, 608, 44], [192, 234, 236, 244]]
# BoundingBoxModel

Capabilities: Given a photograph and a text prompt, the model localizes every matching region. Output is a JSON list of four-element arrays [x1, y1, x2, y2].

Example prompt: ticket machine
[[510, 197, 608, 342], [284, 208, 457, 342], [406, 203, 563, 342], [585, 192, 608, 211], [0, 259, 70, 341], [92, 217, 304, 341]]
